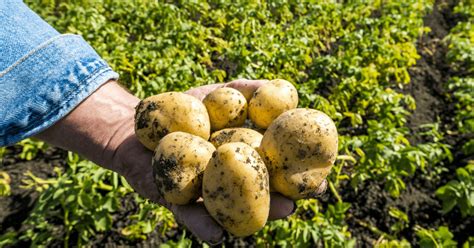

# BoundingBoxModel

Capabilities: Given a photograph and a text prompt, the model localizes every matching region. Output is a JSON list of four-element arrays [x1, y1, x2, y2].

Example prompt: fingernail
[[206, 227, 224, 246], [289, 202, 297, 216], [207, 238, 223, 246], [316, 180, 328, 195]]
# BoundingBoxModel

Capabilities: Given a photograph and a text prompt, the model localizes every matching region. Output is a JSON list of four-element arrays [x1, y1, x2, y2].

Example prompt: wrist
[[35, 80, 139, 172]]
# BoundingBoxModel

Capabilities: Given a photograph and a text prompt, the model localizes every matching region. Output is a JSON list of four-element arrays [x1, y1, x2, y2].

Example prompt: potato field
[[0, 0, 473, 247]]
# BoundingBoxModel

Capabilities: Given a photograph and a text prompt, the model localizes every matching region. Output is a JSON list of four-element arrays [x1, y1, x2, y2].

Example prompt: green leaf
[[93, 211, 112, 232], [78, 191, 93, 209]]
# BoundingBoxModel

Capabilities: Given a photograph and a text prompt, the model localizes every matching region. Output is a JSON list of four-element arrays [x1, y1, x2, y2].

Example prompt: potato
[[248, 79, 298, 129], [153, 132, 215, 205], [203, 88, 248, 131], [209, 128, 263, 150], [259, 108, 338, 200], [203, 143, 270, 237], [135, 92, 211, 150]]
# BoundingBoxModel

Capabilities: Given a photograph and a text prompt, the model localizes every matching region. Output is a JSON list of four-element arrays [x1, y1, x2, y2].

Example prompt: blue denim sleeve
[[0, 1, 119, 146]]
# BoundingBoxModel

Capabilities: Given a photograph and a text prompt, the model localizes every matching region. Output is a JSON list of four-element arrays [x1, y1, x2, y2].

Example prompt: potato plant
[[16, 153, 132, 247], [437, 0, 474, 220], [415, 226, 458, 248], [436, 163, 474, 217]]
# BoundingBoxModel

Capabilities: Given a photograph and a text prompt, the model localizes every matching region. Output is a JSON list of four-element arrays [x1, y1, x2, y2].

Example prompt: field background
[[1, 0, 473, 247]]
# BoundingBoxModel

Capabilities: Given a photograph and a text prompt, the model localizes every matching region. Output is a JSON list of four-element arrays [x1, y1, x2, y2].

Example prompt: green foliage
[[1, 151, 179, 247], [121, 197, 175, 240], [445, 0, 474, 74], [0, 231, 17, 247], [388, 207, 409, 235], [415, 226, 457, 248], [444, 0, 474, 150], [446, 77, 474, 134], [343, 121, 451, 197], [0, 147, 6, 160], [375, 238, 411, 248], [0, 171, 11, 197], [159, 232, 193, 248], [17, 153, 134, 247], [435, 0, 474, 221], [18, 138, 48, 161], [463, 139, 474, 156], [463, 237, 474, 248], [255, 199, 355, 247], [436, 163, 474, 217]]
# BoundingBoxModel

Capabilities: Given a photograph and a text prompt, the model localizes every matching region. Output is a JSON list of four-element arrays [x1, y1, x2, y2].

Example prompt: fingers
[[268, 180, 329, 220], [268, 192, 295, 220], [185, 84, 224, 101], [225, 79, 269, 101], [115, 135, 163, 203], [123, 159, 162, 203], [185, 78, 269, 101], [171, 202, 224, 245]]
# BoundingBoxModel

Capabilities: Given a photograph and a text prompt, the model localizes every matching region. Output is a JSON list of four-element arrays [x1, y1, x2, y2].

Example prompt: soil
[[1, 0, 472, 247], [0, 147, 67, 234]]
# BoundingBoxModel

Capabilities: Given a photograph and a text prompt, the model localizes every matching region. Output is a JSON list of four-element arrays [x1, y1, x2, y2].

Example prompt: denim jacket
[[0, 1, 119, 146]]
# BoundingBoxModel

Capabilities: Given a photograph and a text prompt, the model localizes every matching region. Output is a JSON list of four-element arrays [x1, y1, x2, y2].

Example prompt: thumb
[[170, 202, 224, 245]]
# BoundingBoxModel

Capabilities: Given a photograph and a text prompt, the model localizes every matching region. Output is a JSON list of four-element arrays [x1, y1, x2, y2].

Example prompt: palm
[[119, 79, 326, 244]]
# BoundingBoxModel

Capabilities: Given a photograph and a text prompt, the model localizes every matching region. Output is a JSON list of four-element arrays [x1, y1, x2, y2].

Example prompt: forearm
[[35, 81, 138, 172]]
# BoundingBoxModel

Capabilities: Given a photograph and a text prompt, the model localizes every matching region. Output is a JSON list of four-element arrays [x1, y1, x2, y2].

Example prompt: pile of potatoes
[[134, 79, 338, 237]]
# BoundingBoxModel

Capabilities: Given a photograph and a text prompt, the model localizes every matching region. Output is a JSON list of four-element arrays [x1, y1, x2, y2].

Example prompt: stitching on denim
[[5, 65, 114, 143], [4, 67, 116, 136], [0, 34, 81, 77]]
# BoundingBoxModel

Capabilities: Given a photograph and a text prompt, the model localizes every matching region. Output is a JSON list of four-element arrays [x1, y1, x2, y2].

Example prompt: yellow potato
[[203, 143, 270, 237], [134, 92, 210, 150], [153, 132, 215, 205], [209, 128, 263, 150], [248, 79, 298, 129], [203, 88, 248, 131], [259, 108, 338, 200]]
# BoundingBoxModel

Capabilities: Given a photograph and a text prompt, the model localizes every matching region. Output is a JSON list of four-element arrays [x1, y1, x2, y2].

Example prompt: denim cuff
[[0, 34, 119, 146]]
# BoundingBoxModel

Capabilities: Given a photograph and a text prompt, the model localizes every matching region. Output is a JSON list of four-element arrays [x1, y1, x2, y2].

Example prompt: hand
[[36, 79, 327, 244]]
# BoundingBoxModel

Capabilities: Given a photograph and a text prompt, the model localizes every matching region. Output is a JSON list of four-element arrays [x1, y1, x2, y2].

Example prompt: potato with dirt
[[203, 142, 270, 237], [153, 132, 215, 205], [248, 79, 298, 129], [134, 92, 211, 150], [259, 108, 338, 200], [209, 128, 263, 150], [203, 88, 248, 131]]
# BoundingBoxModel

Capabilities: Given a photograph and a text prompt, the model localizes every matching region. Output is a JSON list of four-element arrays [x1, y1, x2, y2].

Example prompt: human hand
[[36, 79, 327, 244]]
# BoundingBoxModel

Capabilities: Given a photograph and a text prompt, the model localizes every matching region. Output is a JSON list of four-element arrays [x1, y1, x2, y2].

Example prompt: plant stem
[[328, 180, 342, 203]]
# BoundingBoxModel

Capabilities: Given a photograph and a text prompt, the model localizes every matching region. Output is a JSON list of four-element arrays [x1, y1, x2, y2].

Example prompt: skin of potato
[[248, 79, 298, 129], [209, 128, 263, 150], [153, 132, 215, 205], [203, 143, 270, 237], [203, 88, 248, 131], [259, 108, 338, 200], [134, 92, 211, 150]]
